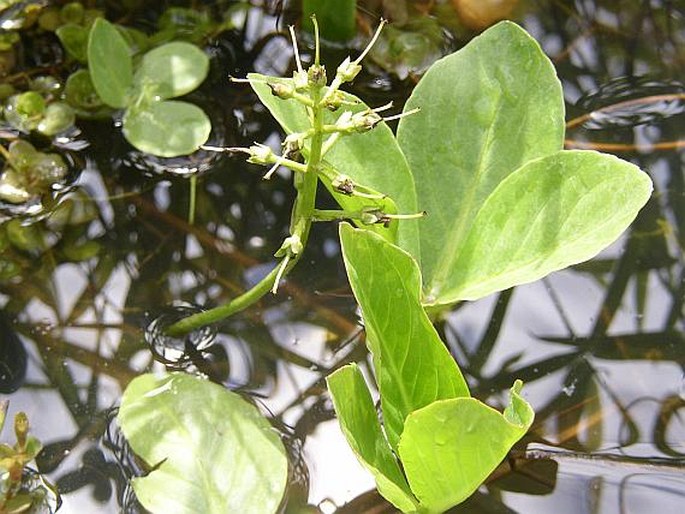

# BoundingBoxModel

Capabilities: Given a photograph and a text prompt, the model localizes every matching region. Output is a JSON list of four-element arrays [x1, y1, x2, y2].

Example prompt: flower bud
[[352, 110, 382, 132], [307, 64, 327, 88], [336, 57, 362, 83], [269, 82, 294, 99], [323, 90, 345, 111]]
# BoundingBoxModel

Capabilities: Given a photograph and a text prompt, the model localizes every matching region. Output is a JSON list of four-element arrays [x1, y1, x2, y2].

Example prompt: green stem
[[165, 260, 291, 337], [165, 77, 327, 336], [188, 175, 197, 224]]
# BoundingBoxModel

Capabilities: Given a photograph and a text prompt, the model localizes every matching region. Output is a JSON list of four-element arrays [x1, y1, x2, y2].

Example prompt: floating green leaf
[[396, 21, 564, 303], [87, 18, 133, 108], [64, 69, 111, 118], [326, 364, 419, 512], [248, 74, 419, 252], [443, 150, 653, 302], [118, 373, 288, 514], [56, 23, 88, 63], [123, 100, 211, 157], [135, 42, 209, 100], [339, 224, 468, 450], [398, 381, 534, 512]]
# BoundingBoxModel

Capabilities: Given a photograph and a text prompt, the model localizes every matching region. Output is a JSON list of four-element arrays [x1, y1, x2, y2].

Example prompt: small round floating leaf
[[135, 42, 209, 100], [122, 100, 211, 157], [64, 69, 111, 118], [56, 23, 88, 63], [38, 103, 75, 136], [87, 18, 133, 108], [118, 373, 288, 514]]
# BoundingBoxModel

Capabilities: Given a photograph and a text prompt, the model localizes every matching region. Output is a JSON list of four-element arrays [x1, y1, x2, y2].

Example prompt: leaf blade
[[136, 42, 209, 100], [118, 373, 288, 514], [123, 100, 210, 157], [396, 21, 565, 304], [443, 150, 653, 303], [398, 381, 534, 512], [87, 18, 133, 108], [339, 224, 469, 450], [327, 364, 419, 512]]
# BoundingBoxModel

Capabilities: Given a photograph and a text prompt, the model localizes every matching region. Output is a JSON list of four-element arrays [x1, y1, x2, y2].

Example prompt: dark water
[[1, 1, 684, 513]]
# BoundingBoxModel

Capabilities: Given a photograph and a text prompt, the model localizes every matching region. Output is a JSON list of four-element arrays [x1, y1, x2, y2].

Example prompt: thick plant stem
[[166, 78, 326, 336], [165, 259, 296, 337]]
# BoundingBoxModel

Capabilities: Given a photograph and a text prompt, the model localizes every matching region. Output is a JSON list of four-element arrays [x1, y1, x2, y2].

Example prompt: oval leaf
[[339, 224, 469, 451], [118, 373, 288, 514], [396, 21, 565, 303], [398, 381, 534, 512], [123, 100, 210, 157], [136, 42, 209, 100], [443, 150, 653, 303], [327, 364, 419, 512], [87, 18, 133, 108]]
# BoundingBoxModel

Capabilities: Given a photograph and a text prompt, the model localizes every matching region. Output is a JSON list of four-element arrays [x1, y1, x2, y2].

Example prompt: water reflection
[[0, 0, 683, 513]]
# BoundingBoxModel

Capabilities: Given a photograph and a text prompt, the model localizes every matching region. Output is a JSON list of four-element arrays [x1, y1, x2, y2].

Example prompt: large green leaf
[[339, 224, 469, 450], [326, 364, 419, 512], [87, 18, 133, 108], [248, 74, 419, 253], [398, 381, 534, 512], [118, 373, 288, 514], [135, 42, 209, 100], [123, 100, 210, 157], [396, 21, 564, 304], [442, 150, 653, 302]]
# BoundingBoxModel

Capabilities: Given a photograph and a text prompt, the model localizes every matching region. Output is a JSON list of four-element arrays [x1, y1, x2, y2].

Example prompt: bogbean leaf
[[135, 42, 209, 100], [396, 21, 565, 304], [118, 373, 288, 514], [326, 364, 419, 512], [398, 381, 534, 512], [248, 74, 419, 253], [444, 150, 653, 302], [123, 100, 211, 157], [339, 224, 469, 450], [87, 18, 133, 108]]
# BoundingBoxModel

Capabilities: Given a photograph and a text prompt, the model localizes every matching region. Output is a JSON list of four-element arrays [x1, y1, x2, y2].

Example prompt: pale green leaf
[[248, 74, 419, 252], [87, 18, 133, 108], [123, 100, 210, 157], [396, 21, 565, 303], [327, 364, 419, 512], [136, 42, 209, 100], [118, 373, 288, 514], [442, 150, 653, 303], [339, 224, 469, 450], [398, 381, 534, 512], [56, 23, 88, 63]]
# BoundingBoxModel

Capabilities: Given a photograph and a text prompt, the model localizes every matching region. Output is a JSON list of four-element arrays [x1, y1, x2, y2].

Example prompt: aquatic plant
[[0, 401, 58, 513], [159, 18, 649, 512], [86, 18, 210, 158]]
